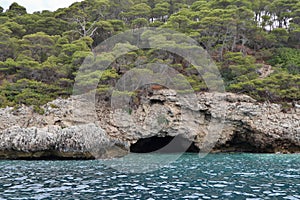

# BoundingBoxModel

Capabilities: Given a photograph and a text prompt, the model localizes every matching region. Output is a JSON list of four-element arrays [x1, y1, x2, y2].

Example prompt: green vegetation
[[0, 0, 299, 110]]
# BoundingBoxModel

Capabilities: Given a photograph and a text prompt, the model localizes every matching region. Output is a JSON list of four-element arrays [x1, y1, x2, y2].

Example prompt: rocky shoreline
[[0, 90, 299, 159]]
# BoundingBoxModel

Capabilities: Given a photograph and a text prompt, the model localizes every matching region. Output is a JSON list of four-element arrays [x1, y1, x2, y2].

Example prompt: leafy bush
[[268, 48, 300, 74]]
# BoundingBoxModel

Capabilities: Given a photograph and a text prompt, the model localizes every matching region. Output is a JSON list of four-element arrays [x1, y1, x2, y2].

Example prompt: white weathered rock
[[0, 91, 299, 159], [0, 123, 128, 159]]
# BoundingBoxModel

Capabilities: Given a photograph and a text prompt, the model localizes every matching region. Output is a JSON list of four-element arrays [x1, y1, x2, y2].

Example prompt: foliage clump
[[0, 0, 299, 111]]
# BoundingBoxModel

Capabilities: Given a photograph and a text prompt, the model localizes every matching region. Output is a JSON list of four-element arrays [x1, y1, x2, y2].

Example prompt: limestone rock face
[[0, 90, 299, 159], [0, 123, 128, 159], [190, 92, 299, 152], [96, 90, 300, 153]]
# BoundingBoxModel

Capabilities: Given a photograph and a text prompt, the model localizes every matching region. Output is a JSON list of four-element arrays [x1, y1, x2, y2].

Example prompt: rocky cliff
[[0, 90, 299, 159]]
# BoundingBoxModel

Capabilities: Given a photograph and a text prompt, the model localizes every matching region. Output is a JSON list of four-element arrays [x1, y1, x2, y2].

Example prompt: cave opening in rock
[[218, 131, 269, 153], [130, 135, 200, 153]]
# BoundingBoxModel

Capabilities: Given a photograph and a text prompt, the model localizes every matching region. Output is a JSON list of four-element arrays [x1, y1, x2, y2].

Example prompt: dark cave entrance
[[216, 130, 274, 153], [130, 135, 200, 153]]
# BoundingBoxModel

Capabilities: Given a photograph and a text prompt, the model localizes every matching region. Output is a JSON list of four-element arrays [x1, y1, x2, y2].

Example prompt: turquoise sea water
[[0, 153, 299, 199]]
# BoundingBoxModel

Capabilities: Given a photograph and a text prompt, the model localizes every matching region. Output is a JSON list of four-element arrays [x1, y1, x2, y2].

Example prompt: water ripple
[[0, 153, 299, 199]]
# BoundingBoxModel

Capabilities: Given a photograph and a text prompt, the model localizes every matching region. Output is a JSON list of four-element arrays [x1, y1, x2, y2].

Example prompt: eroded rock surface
[[0, 90, 299, 159], [97, 90, 300, 154], [0, 123, 128, 159]]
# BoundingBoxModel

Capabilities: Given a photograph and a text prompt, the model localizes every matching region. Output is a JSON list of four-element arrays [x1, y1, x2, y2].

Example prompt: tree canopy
[[0, 0, 299, 110]]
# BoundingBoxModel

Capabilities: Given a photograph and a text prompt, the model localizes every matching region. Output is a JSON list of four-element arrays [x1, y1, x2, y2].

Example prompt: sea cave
[[130, 135, 200, 153]]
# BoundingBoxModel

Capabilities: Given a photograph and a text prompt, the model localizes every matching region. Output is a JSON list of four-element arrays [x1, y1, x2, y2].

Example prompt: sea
[[0, 153, 299, 199]]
